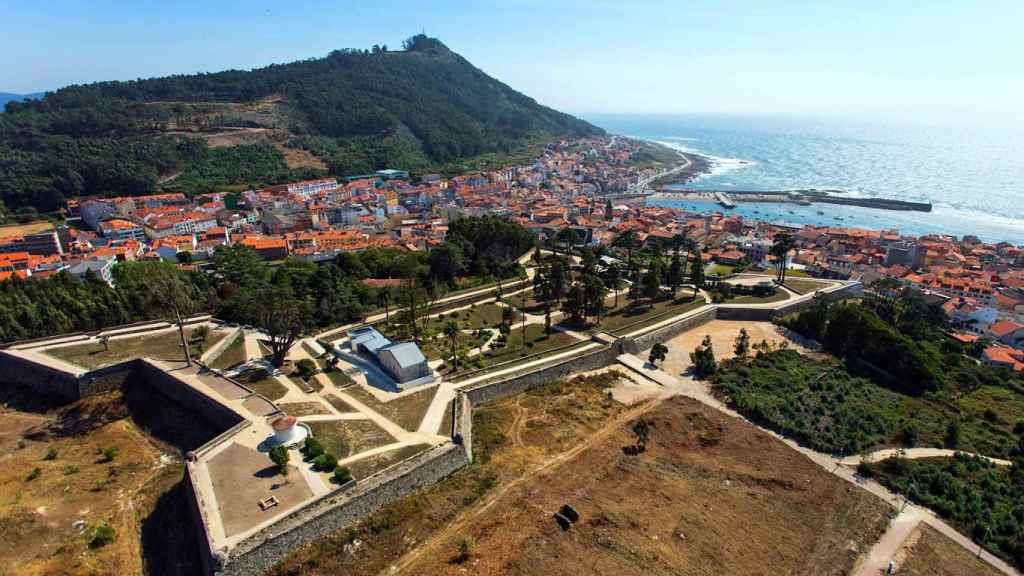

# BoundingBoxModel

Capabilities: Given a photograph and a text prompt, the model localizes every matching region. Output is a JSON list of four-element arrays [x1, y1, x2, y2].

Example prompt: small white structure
[[269, 415, 308, 447]]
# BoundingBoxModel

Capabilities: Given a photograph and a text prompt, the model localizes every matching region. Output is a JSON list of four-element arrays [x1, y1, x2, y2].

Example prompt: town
[[2, 135, 1021, 369]]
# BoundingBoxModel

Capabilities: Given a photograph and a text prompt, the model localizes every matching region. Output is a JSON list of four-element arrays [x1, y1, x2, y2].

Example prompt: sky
[[3, 0, 1023, 125]]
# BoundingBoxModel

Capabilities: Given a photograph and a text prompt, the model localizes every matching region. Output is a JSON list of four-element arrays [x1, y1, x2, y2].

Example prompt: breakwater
[[657, 187, 932, 212]]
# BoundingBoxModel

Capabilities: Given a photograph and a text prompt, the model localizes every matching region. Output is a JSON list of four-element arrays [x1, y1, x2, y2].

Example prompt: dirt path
[[383, 396, 665, 576], [852, 508, 925, 576]]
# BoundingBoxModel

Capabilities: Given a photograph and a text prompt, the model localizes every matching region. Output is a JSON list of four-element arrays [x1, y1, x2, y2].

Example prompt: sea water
[[586, 114, 1024, 245]]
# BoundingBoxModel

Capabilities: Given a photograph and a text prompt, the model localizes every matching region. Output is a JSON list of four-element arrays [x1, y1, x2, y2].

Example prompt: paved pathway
[[844, 447, 1013, 468]]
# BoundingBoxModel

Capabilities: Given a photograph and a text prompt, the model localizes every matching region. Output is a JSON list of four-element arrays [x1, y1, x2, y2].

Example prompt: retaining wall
[[219, 443, 469, 576], [453, 392, 473, 463], [133, 360, 246, 432], [463, 343, 624, 406], [0, 350, 82, 400], [626, 307, 717, 353]]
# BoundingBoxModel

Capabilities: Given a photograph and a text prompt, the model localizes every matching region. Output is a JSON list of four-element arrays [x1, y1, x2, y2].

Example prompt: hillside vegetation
[[0, 34, 602, 215]]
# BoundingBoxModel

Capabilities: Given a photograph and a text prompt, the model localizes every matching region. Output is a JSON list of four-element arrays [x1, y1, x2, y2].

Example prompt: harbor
[[657, 187, 933, 212]]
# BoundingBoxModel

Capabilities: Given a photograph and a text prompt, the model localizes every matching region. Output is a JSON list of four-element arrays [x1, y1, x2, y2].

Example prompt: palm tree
[[771, 233, 795, 284], [443, 320, 461, 372], [377, 288, 390, 327], [613, 230, 638, 272]]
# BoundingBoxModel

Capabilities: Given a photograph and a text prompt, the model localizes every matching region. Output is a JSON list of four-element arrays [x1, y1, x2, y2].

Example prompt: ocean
[[584, 114, 1024, 245]]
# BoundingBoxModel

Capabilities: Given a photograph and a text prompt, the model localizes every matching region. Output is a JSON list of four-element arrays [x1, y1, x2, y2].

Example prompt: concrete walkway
[[844, 447, 1013, 468]]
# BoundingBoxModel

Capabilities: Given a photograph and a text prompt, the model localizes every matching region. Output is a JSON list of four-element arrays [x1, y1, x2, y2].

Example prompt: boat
[[816, 210, 825, 215]]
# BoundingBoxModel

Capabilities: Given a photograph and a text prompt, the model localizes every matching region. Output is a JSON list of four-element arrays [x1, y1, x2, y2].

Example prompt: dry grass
[[0, 399, 166, 576], [346, 443, 431, 481], [899, 524, 1004, 576], [271, 375, 890, 576], [306, 420, 395, 459], [278, 402, 331, 417], [45, 327, 228, 369], [0, 220, 55, 235], [344, 385, 438, 431], [208, 333, 246, 370]]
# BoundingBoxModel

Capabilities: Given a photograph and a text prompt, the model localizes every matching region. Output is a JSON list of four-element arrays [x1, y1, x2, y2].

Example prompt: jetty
[[714, 191, 736, 209], [656, 187, 932, 213]]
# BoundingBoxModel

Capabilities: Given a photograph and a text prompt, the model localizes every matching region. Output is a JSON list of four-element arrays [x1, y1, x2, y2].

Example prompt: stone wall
[[463, 343, 624, 406], [453, 392, 473, 463], [0, 350, 81, 400], [133, 360, 246, 432], [219, 443, 470, 576], [626, 307, 717, 353]]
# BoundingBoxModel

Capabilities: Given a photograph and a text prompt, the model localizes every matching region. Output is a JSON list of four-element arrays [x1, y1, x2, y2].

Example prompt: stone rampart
[[626, 306, 717, 353], [0, 350, 82, 400], [219, 443, 469, 576]]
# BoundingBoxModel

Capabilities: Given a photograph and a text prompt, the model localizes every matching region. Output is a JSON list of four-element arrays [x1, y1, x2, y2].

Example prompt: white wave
[[650, 138, 754, 180]]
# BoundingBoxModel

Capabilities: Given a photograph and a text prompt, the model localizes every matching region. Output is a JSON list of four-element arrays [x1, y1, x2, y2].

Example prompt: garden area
[[603, 294, 705, 334], [208, 332, 245, 370], [45, 326, 227, 369], [306, 419, 395, 459], [344, 385, 439, 432], [233, 366, 289, 401], [859, 454, 1024, 571]]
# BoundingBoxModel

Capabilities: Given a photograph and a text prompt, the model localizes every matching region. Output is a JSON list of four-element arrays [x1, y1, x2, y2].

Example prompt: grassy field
[[306, 419, 395, 459], [208, 333, 245, 370], [469, 324, 579, 369], [783, 278, 837, 294], [714, 349, 1024, 457], [719, 286, 791, 304], [898, 524, 1004, 576], [46, 328, 227, 369], [234, 369, 289, 401], [346, 443, 431, 480], [603, 294, 704, 334], [860, 454, 1024, 571], [0, 220, 55, 236], [271, 375, 890, 576], [343, 385, 438, 432], [0, 394, 168, 576], [278, 402, 331, 416]]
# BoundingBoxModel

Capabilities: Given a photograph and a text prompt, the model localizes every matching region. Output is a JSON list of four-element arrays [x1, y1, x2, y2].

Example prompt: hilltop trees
[[771, 233, 795, 284]]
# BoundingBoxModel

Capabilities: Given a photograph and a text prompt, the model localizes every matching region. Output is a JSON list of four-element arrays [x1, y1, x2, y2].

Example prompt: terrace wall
[[219, 443, 469, 576], [0, 350, 82, 400]]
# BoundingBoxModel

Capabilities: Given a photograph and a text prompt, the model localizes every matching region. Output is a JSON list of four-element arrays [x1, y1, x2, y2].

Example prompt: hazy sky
[[3, 0, 1022, 124]]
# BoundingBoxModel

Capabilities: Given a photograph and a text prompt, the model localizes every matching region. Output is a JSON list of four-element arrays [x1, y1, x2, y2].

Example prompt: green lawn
[[343, 385, 438, 431], [209, 333, 246, 370], [45, 327, 227, 369], [306, 419, 395, 459], [600, 294, 704, 333], [713, 349, 1024, 458], [472, 324, 580, 369], [706, 263, 736, 277]]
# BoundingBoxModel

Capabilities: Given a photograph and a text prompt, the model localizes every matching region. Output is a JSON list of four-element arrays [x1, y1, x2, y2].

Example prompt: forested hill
[[0, 34, 602, 215]]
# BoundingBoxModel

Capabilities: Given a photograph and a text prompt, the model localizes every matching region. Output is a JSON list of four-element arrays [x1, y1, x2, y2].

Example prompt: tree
[[632, 418, 651, 453], [562, 283, 587, 326], [444, 320, 461, 372], [377, 287, 391, 327], [688, 248, 705, 298], [605, 199, 614, 220], [149, 263, 200, 367], [428, 242, 465, 287], [247, 285, 313, 367], [648, 343, 668, 366], [269, 444, 290, 482], [690, 335, 717, 379], [668, 253, 685, 297], [771, 233, 795, 284], [605, 263, 621, 309], [734, 328, 751, 359], [613, 230, 638, 274], [642, 257, 663, 308], [548, 258, 567, 303], [582, 273, 607, 324]]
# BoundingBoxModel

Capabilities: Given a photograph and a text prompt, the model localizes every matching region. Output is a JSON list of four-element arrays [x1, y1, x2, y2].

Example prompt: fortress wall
[[220, 443, 469, 576], [0, 350, 82, 400]]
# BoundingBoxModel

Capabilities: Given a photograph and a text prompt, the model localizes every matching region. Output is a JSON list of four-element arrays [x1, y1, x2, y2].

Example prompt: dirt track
[[392, 396, 889, 576]]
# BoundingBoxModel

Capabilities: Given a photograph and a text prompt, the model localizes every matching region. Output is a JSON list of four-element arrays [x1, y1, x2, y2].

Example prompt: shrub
[[99, 447, 119, 463], [295, 358, 318, 381], [26, 467, 41, 482], [334, 466, 353, 483], [313, 452, 338, 472], [43, 447, 58, 460], [64, 465, 80, 475], [303, 437, 325, 459], [89, 522, 116, 549]]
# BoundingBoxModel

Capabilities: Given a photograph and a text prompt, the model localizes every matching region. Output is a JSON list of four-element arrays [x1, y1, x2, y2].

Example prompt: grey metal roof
[[380, 341, 426, 368]]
